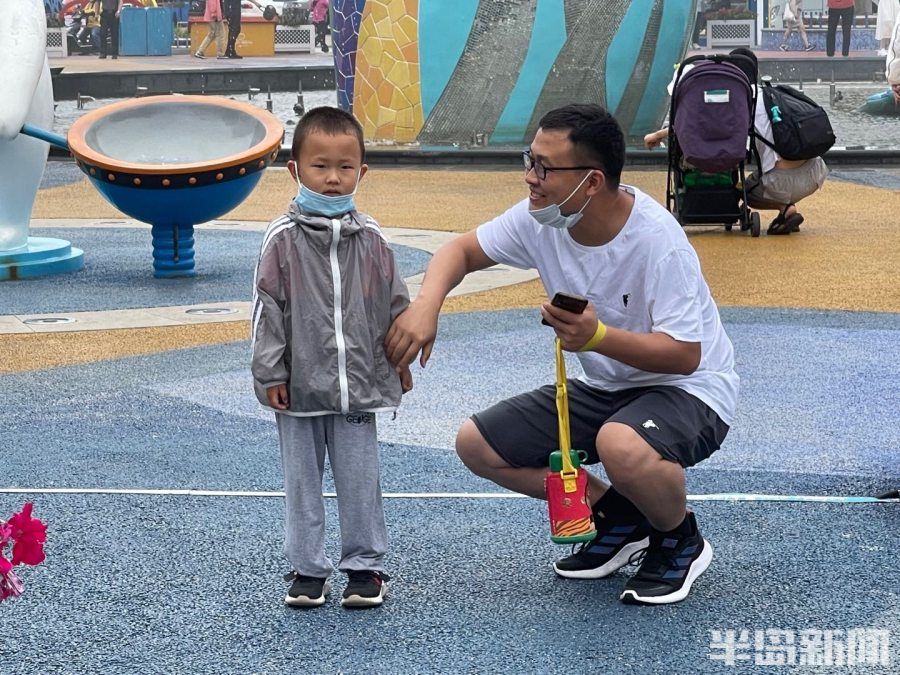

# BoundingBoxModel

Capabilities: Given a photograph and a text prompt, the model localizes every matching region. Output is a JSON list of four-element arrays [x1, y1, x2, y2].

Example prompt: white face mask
[[528, 171, 594, 230]]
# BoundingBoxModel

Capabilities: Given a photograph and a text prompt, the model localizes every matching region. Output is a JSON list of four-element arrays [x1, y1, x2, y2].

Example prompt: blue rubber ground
[[1, 308, 897, 673], [1, 228, 431, 314]]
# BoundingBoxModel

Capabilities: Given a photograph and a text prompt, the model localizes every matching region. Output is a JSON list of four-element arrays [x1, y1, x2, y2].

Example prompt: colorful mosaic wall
[[332, 0, 696, 146], [332, 0, 367, 112], [353, 1, 423, 142]]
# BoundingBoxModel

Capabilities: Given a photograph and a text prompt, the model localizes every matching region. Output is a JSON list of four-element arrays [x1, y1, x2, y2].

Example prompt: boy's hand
[[266, 384, 289, 410], [398, 365, 413, 394]]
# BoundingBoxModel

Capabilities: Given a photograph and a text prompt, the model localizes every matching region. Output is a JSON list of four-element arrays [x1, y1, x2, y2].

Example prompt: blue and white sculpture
[[0, 0, 83, 280]]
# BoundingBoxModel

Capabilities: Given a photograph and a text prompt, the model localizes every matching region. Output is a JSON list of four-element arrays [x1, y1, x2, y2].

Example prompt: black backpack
[[759, 82, 835, 160]]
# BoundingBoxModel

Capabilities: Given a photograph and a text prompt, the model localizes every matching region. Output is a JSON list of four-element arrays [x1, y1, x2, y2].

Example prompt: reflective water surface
[[53, 85, 900, 150], [82, 103, 268, 164]]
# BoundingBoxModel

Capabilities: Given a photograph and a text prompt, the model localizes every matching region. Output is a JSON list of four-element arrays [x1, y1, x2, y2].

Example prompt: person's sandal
[[786, 213, 803, 232], [768, 205, 803, 235], [767, 211, 790, 235], [783, 203, 803, 232]]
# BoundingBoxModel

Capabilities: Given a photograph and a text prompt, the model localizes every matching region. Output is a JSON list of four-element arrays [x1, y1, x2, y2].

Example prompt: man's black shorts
[[471, 380, 729, 469]]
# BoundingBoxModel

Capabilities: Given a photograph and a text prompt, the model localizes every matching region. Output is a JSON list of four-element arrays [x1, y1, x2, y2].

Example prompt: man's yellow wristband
[[578, 320, 607, 352]]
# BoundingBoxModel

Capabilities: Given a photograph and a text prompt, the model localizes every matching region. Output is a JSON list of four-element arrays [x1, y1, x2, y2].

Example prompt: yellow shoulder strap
[[555, 338, 575, 475]]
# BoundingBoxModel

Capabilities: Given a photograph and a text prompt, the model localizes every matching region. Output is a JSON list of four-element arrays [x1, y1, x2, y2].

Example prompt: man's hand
[[397, 365, 413, 393], [385, 300, 440, 368], [266, 384, 289, 410], [643, 128, 667, 150], [540, 299, 599, 351]]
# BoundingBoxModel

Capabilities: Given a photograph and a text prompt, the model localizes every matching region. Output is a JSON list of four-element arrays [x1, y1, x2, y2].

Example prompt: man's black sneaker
[[341, 570, 390, 608], [283, 571, 330, 608], [619, 512, 712, 605], [553, 518, 650, 579]]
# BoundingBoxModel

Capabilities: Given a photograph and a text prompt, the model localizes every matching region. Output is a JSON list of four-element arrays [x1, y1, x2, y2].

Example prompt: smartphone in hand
[[541, 292, 588, 326]]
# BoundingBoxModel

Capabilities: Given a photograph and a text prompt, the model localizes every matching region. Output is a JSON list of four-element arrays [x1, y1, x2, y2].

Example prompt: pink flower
[[6, 503, 47, 567], [0, 568, 24, 602], [0, 522, 12, 574]]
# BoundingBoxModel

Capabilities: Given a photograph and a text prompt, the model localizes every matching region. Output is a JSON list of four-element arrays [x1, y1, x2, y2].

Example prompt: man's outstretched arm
[[386, 230, 495, 368]]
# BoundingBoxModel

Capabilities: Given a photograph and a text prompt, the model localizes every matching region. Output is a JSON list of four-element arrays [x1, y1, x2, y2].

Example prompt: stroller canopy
[[672, 61, 753, 173]]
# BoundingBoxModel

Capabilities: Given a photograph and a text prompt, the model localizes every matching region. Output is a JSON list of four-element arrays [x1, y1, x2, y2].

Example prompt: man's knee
[[456, 419, 507, 477], [596, 423, 656, 479]]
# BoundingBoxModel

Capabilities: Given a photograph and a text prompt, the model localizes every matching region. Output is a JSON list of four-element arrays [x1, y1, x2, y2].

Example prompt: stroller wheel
[[725, 222, 734, 231], [749, 212, 761, 238]]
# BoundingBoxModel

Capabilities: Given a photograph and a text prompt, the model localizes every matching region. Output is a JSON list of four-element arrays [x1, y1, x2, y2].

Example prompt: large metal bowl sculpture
[[67, 95, 283, 278]]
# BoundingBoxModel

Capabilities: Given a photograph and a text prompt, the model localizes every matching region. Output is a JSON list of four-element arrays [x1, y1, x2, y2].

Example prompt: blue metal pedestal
[[151, 223, 196, 278], [0, 237, 85, 281]]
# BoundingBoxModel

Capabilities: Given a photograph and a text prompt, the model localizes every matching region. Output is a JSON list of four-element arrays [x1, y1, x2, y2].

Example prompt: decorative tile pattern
[[612, 0, 664, 136], [332, 0, 368, 112], [418, 0, 536, 145], [526, 0, 631, 139], [353, 0, 424, 142], [336, 0, 694, 146]]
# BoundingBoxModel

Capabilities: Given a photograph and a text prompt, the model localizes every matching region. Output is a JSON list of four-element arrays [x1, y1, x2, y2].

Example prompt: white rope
[[0, 487, 896, 503]]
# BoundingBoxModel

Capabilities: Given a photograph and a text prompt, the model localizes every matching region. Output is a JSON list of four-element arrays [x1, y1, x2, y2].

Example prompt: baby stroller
[[665, 53, 761, 237]]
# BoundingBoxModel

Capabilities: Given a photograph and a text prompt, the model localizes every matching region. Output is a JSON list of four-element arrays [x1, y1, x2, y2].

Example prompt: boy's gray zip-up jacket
[[251, 201, 410, 416]]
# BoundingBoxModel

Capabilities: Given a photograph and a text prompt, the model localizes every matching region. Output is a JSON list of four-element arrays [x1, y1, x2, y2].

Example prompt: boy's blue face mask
[[293, 168, 360, 217]]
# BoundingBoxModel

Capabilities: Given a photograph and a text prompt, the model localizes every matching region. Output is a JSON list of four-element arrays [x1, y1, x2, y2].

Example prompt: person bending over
[[386, 104, 738, 605]]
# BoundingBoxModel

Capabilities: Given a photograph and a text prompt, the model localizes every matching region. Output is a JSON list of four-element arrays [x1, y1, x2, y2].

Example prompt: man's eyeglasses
[[522, 150, 599, 181]]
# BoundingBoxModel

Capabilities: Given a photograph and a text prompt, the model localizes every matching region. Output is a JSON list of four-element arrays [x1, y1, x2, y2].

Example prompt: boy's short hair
[[538, 104, 624, 190], [291, 106, 366, 163]]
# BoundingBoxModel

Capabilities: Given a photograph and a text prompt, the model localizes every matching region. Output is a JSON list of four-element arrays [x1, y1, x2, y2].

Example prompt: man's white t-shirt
[[476, 186, 739, 425], [753, 96, 779, 174]]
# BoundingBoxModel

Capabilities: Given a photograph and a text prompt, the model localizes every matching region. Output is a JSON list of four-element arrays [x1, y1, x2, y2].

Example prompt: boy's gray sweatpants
[[276, 412, 387, 578]]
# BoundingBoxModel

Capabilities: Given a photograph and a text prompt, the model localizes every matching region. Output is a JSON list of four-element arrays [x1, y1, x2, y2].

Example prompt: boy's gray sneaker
[[283, 571, 330, 607], [341, 571, 390, 608]]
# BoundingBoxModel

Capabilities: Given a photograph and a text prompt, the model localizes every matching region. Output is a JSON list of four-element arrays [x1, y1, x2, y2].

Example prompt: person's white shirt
[[887, 14, 900, 85], [753, 96, 779, 174], [476, 186, 739, 425], [876, 0, 899, 43]]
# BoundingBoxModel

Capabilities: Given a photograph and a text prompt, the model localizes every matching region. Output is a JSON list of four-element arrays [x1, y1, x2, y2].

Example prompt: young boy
[[251, 107, 412, 609]]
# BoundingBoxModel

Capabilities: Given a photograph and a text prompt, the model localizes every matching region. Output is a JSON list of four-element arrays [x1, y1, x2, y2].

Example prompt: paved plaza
[[0, 154, 897, 673]]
